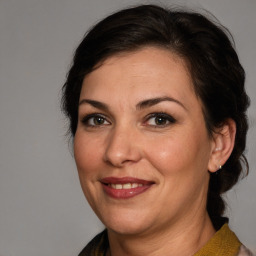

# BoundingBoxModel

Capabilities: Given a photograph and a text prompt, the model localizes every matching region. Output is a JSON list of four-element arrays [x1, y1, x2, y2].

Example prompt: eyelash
[[144, 112, 176, 127], [80, 112, 176, 128], [81, 113, 111, 128]]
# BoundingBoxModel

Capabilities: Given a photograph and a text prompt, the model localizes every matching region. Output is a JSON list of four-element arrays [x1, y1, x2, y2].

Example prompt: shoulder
[[194, 223, 254, 256], [237, 245, 255, 256]]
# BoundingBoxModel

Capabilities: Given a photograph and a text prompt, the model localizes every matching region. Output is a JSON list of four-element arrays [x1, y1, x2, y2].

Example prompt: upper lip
[[100, 176, 154, 185]]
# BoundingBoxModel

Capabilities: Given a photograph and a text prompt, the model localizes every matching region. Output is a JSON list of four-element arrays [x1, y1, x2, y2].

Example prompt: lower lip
[[102, 184, 152, 199]]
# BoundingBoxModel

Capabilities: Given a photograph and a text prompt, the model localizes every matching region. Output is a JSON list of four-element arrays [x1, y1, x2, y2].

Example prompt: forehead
[[80, 47, 197, 107]]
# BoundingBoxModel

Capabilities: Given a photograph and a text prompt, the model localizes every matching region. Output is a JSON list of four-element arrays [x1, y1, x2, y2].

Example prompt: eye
[[81, 114, 110, 127], [145, 113, 176, 127]]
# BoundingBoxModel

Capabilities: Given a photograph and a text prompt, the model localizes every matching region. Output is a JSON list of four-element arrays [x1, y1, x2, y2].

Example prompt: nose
[[103, 125, 142, 167]]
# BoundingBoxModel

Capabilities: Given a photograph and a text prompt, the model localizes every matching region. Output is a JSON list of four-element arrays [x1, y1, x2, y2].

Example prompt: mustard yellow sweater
[[194, 223, 241, 256]]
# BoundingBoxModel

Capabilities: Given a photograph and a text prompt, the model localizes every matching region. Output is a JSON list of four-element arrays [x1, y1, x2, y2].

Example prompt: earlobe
[[208, 119, 236, 173]]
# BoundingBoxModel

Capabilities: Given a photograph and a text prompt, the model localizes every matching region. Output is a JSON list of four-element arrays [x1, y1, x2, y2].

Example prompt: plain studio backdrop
[[0, 0, 255, 255]]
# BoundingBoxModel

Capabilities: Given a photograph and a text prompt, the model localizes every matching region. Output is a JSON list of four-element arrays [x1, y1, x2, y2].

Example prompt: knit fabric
[[194, 223, 241, 256]]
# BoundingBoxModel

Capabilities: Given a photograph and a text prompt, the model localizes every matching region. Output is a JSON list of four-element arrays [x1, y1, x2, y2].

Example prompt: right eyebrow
[[79, 99, 109, 112]]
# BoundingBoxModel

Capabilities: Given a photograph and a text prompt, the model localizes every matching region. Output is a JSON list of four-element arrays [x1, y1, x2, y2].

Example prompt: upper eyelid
[[81, 113, 111, 123], [80, 112, 108, 119], [80, 111, 176, 125], [145, 112, 176, 119], [144, 113, 176, 123]]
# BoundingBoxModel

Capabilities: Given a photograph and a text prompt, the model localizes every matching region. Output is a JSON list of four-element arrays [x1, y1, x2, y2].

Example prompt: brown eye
[[145, 113, 176, 127], [81, 114, 110, 127], [154, 116, 168, 125], [93, 116, 105, 125]]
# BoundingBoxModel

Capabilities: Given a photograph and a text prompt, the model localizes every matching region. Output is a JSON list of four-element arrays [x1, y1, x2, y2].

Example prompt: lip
[[100, 176, 154, 199]]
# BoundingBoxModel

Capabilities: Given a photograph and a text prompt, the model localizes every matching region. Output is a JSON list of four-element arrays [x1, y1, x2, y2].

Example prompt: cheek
[[145, 130, 209, 177], [147, 141, 189, 177], [73, 133, 104, 207], [74, 133, 102, 178]]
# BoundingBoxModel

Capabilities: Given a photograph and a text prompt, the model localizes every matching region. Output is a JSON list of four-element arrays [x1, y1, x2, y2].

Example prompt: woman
[[62, 4, 253, 256]]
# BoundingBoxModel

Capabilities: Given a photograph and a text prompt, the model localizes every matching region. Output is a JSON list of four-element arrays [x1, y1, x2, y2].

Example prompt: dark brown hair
[[61, 4, 250, 230]]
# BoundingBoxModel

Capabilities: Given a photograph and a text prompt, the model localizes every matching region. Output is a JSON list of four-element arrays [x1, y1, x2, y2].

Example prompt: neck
[[107, 212, 215, 256]]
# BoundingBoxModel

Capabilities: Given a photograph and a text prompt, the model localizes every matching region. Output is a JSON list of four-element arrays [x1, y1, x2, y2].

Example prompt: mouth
[[100, 177, 154, 199], [107, 183, 144, 189]]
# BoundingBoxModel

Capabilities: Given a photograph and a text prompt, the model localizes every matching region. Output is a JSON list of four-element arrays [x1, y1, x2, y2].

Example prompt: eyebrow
[[136, 96, 187, 111], [79, 96, 187, 111], [79, 99, 109, 111]]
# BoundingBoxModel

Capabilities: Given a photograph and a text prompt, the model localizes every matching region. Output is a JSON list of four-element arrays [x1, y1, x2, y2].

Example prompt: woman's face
[[74, 47, 216, 235]]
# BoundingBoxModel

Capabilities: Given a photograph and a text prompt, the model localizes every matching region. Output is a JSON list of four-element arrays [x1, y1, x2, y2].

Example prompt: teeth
[[115, 184, 123, 189], [131, 183, 138, 188], [123, 183, 132, 189], [109, 183, 143, 189]]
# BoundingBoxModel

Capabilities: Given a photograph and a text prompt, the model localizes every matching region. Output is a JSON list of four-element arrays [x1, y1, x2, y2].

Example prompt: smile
[[100, 177, 154, 199], [108, 183, 143, 189]]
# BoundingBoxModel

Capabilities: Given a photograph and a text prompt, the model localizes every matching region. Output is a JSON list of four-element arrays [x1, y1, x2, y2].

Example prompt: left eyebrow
[[136, 96, 187, 111]]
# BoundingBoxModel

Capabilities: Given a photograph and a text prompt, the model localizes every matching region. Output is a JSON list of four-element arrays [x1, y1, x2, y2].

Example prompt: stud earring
[[214, 147, 221, 152], [214, 165, 222, 175]]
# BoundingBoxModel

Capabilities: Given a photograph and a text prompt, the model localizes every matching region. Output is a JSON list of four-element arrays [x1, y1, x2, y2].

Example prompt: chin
[[100, 210, 153, 236], [107, 222, 150, 236]]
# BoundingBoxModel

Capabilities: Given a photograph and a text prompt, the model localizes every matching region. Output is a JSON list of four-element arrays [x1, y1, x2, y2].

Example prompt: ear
[[208, 119, 236, 173]]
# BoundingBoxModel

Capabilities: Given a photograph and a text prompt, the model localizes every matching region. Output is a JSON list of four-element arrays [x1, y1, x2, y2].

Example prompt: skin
[[74, 47, 235, 255]]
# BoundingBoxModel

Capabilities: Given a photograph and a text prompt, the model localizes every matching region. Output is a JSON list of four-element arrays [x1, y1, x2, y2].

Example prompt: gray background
[[0, 0, 255, 255]]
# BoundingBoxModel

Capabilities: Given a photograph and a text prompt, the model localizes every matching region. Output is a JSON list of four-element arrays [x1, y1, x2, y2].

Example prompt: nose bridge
[[104, 123, 141, 166]]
